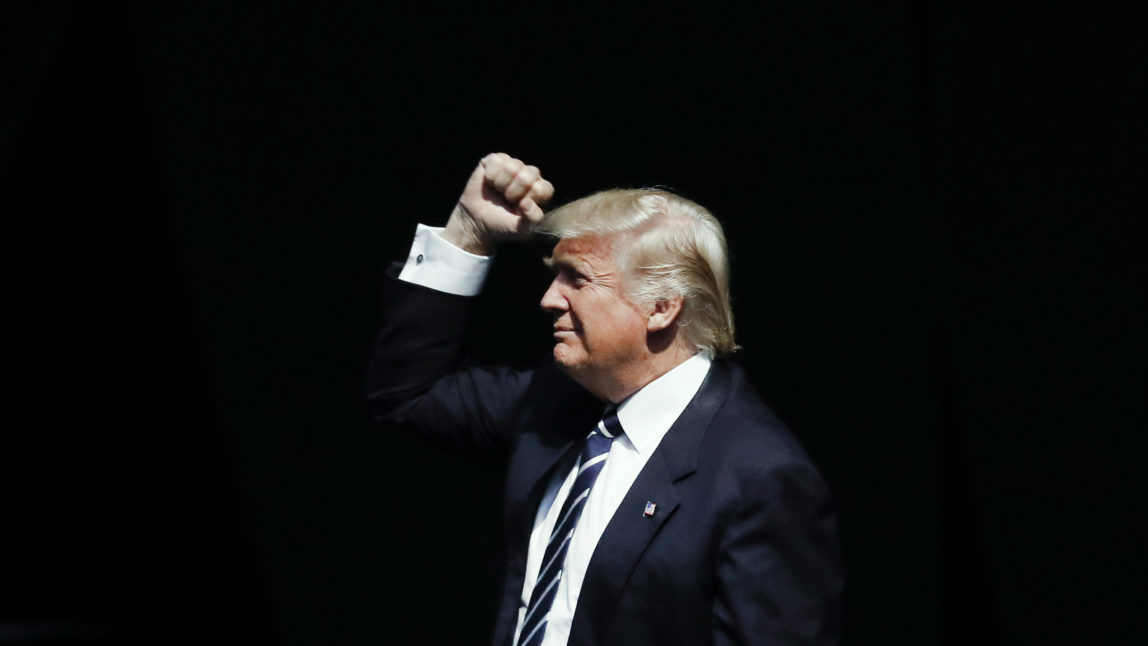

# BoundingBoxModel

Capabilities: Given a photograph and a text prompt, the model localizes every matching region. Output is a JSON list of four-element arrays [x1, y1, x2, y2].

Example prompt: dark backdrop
[[3, 2, 1143, 644]]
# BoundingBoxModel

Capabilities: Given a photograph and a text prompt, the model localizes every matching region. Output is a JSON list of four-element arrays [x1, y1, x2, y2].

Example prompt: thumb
[[519, 197, 544, 223]]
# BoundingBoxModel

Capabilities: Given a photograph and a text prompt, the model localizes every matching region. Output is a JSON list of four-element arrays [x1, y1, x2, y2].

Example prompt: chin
[[552, 344, 585, 373], [553, 353, 598, 396], [552, 345, 572, 369]]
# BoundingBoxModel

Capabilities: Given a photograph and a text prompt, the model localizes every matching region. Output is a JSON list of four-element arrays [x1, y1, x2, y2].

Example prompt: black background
[[2, 2, 1144, 644]]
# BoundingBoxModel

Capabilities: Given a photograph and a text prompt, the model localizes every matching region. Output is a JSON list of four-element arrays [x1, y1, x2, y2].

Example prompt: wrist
[[442, 204, 494, 256]]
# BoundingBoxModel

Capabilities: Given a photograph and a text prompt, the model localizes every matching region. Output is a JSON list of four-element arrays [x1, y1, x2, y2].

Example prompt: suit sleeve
[[711, 461, 844, 646], [363, 270, 532, 454]]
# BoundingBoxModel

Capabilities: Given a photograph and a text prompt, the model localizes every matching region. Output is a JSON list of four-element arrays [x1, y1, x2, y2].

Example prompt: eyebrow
[[542, 256, 581, 273]]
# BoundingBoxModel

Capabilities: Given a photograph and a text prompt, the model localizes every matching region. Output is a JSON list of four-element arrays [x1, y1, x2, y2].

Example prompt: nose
[[540, 276, 566, 314]]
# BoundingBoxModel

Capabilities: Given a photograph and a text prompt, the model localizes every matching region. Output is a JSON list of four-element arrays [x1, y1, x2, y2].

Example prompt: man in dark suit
[[365, 153, 842, 645]]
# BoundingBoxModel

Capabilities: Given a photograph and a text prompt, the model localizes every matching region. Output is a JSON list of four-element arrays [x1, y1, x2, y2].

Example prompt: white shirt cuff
[[396, 224, 491, 296]]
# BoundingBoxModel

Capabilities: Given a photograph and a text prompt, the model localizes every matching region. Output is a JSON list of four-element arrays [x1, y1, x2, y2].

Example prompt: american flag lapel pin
[[643, 501, 657, 517]]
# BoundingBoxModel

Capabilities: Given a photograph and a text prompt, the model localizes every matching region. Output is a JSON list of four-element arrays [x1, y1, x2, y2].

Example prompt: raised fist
[[442, 152, 555, 255]]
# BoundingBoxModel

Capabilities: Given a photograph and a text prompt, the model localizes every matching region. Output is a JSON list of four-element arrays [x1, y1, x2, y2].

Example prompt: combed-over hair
[[537, 188, 737, 356]]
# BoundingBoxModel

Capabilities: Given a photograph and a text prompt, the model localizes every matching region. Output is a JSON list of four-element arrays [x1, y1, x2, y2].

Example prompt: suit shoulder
[[701, 362, 823, 479]]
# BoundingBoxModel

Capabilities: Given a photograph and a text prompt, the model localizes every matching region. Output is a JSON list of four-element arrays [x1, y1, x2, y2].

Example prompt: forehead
[[552, 235, 618, 268]]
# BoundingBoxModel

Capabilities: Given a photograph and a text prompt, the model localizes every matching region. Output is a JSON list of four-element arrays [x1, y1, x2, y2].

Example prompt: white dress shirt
[[398, 225, 712, 646]]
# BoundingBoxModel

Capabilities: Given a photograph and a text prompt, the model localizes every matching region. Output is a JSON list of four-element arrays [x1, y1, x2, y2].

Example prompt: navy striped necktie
[[517, 410, 624, 646]]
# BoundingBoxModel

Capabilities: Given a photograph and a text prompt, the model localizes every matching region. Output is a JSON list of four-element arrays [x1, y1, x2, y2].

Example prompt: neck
[[593, 341, 697, 404]]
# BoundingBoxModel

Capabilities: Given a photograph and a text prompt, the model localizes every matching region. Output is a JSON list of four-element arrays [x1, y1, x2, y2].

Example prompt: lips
[[553, 325, 576, 341]]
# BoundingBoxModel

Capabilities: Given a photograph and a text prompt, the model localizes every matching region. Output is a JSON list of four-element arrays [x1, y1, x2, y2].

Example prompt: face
[[540, 235, 650, 395]]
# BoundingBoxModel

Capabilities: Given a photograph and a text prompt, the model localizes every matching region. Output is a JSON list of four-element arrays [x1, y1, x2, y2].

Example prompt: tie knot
[[597, 409, 624, 440]]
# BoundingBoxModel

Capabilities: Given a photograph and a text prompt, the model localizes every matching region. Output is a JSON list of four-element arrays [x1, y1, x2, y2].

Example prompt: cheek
[[594, 311, 645, 351]]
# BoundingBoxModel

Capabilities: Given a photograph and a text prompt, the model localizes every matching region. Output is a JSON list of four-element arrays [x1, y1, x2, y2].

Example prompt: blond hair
[[537, 188, 737, 355]]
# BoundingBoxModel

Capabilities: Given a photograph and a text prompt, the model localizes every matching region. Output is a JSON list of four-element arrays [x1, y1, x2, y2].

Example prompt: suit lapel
[[504, 378, 603, 541], [494, 377, 601, 646], [506, 428, 579, 536], [568, 362, 732, 645]]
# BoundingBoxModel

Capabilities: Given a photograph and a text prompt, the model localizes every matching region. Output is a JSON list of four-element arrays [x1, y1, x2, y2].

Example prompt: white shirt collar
[[613, 352, 713, 454]]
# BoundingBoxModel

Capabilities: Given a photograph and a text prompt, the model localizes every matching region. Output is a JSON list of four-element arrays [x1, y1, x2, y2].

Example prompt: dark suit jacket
[[365, 275, 843, 645]]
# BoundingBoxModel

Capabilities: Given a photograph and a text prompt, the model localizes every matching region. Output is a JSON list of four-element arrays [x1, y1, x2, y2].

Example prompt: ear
[[646, 295, 685, 333]]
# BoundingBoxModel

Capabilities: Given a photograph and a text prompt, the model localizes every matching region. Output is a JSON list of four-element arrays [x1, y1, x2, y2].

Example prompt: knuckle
[[483, 152, 509, 171], [531, 180, 555, 199]]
